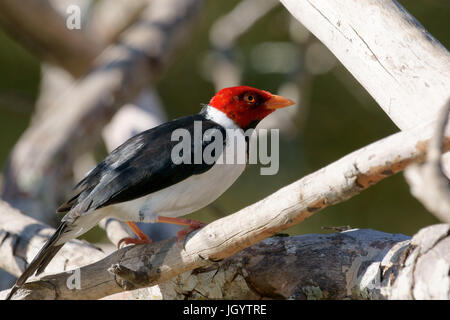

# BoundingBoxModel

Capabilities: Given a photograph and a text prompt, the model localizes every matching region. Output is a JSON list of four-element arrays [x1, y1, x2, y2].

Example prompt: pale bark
[[87, 0, 149, 46], [0, 201, 105, 279], [280, 0, 450, 130], [127, 225, 449, 300], [0, 0, 100, 77], [405, 100, 450, 223], [2, 223, 448, 300]]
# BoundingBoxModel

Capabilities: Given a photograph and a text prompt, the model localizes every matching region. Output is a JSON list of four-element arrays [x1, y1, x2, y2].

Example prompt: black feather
[[58, 113, 227, 214], [6, 113, 228, 299]]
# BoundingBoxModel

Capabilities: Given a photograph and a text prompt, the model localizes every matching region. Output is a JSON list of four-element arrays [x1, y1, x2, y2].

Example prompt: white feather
[[110, 106, 246, 222]]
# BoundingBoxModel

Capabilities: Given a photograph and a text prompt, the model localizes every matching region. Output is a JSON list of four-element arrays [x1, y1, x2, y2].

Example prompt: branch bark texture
[[0, 201, 105, 279], [280, 0, 450, 130], [2, 225, 448, 300], [0, 0, 100, 77], [405, 99, 450, 223]]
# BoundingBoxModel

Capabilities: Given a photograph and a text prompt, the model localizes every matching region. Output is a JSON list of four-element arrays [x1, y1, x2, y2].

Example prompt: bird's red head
[[209, 86, 295, 129]]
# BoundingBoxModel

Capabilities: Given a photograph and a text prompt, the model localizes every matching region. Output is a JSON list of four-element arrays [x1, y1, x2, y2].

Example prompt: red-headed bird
[[6, 86, 294, 299]]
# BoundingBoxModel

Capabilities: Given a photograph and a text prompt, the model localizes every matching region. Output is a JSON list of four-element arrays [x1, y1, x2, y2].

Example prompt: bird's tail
[[5, 222, 68, 300]]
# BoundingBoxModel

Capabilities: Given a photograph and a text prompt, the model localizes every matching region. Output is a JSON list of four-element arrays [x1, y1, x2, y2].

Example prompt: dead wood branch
[[207, 0, 278, 90], [87, 0, 149, 46], [280, 0, 450, 130], [210, 0, 279, 50], [0, 200, 105, 279], [2, 225, 448, 300], [113, 225, 448, 300], [405, 99, 450, 223], [2, 116, 449, 299], [0, 0, 100, 77]]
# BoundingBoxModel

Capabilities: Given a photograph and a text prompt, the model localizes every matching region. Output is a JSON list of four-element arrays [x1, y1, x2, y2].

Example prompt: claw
[[117, 236, 152, 249], [118, 221, 152, 248], [175, 220, 206, 249]]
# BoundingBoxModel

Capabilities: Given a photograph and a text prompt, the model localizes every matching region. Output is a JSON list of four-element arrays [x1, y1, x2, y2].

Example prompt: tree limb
[[404, 99, 450, 223], [0, 0, 100, 77], [2, 0, 449, 300], [207, 0, 278, 90], [280, 0, 450, 130], [87, 0, 149, 46], [119, 225, 448, 300], [0, 200, 105, 279], [2, 225, 448, 300]]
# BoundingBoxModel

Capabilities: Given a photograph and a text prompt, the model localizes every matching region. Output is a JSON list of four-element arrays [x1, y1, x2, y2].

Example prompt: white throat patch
[[203, 105, 240, 130]]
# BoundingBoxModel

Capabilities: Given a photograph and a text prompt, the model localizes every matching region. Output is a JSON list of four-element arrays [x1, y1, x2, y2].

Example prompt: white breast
[[111, 106, 247, 222]]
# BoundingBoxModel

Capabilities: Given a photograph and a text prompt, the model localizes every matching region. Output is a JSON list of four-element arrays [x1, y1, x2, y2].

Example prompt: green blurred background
[[0, 0, 448, 241]]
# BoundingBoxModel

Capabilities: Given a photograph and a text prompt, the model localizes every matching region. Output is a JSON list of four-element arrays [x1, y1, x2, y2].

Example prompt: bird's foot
[[175, 220, 206, 249], [154, 215, 206, 248], [118, 236, 152, 249], [118, 221, 152, 248]]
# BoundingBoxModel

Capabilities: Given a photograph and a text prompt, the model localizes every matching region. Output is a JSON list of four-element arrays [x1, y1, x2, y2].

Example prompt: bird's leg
[[118, 221, 152, 248], [156, 216, 206, 247]]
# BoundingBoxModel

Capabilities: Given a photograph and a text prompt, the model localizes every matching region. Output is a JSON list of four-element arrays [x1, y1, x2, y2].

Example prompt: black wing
[[57, 113, 226, 214]]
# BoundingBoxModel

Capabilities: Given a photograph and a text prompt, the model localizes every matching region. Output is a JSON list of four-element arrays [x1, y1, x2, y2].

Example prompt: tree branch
[[404, 99, 450, 223], [207, 0, 278, 90], [128, 225, 448, 300], [2, 0, 449, 300], [0, 0, 100, 77], [87, 0, 149, 46], [2, 225, 448, 300], [0, 200, 105, 279], [280, 0, 450, 130]]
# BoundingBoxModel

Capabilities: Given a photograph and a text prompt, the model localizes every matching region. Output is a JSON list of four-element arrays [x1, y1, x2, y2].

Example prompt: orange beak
[[264, 94, 295, 109]]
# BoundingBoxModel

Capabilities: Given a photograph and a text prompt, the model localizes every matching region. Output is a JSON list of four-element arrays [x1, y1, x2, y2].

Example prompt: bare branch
[[98, 218, 133, 248], [0, 200, 105, 278], [206, 0, 278, 90], [209, 0, 278, 50], [0, 0, 100, 77], [404, 99, 450, 223], [3, 225, 448, 300], [132, 226, 448, 300], [87, 0, 149, 46], [2, 0, 449, 300], [390, 224, 449, 299], [281, 0, 450, 130]]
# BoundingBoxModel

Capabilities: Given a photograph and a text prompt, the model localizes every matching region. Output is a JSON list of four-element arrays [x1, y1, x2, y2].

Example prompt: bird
[[6, 85, 294, 299]]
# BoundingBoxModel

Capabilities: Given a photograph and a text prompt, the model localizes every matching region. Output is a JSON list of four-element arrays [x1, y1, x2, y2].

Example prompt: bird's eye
[[244, 94, 255, 103]]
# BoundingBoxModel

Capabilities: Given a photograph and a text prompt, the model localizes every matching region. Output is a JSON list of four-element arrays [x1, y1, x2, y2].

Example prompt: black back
[[58, 113, 227, 214]]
